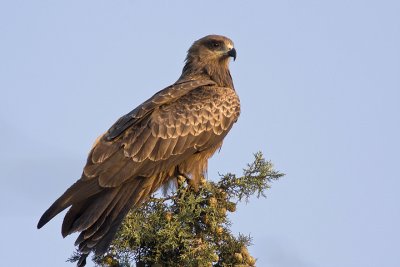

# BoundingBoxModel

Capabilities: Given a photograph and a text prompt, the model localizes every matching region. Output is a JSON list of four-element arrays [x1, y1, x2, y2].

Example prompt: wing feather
[[150, 138, 171, 161], [84, 150, 125, 181], [172, 134, 190, 155], [133, 134, 158, 162], [104, 79, 216, 141], [162, 137, 179, 159], [123, 127, 152, 158], [81, 83, 239, 188]]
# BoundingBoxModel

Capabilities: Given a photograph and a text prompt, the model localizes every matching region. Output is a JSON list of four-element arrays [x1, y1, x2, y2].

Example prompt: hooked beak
[[227, 48, 237, 61]]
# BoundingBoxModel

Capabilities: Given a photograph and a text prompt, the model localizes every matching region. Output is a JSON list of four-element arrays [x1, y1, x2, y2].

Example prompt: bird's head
[[186, 35, 236, 65], [182, 35, 236, 87]]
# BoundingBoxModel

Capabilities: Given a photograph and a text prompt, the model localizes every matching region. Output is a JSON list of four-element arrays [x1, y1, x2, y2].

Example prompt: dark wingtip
[[37, 205, 59, 229], [37, 214, 48, 229]]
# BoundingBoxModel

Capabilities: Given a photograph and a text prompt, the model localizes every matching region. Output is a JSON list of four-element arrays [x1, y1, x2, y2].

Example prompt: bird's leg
[[175, 167, 190, 187], [187, 177, 200, 192], [177, 174, 188, 188], [174, 168, 191, 201]]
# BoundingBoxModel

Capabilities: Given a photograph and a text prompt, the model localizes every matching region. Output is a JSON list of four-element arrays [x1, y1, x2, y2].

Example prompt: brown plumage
[[37, 35, 240, 266]]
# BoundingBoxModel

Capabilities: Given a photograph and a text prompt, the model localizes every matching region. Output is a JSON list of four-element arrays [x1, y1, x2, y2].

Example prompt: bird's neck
[[180, 58, 234, 89]]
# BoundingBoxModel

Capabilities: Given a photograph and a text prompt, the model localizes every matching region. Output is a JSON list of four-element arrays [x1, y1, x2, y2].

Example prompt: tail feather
[[94, 183, 151, 255], [37, 178, 101, 229], [38, 174, 159, 267], [76, 179, 142, 255], [61, 188, 119, 237], [61, 195, 96, 237], [75, 181, 146, 267], [80, 181, 141, 249], [93, 201, 134, 254], [76, 200, 134, 267], [75, 179, 141, 246]]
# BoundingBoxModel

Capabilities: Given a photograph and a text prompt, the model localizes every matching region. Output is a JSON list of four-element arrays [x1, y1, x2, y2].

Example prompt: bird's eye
[[212, 42, 220, 48]]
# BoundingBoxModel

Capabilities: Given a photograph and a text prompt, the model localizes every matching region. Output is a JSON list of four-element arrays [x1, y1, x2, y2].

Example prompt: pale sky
[[1, 1, 399, 266]]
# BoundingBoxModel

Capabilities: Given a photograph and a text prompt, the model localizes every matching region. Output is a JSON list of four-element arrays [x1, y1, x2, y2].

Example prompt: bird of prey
[[37, 34, 240, 266]]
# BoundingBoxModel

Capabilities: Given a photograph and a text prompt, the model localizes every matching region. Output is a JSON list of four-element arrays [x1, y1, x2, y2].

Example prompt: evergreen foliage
[[69, 152, 283, 267]]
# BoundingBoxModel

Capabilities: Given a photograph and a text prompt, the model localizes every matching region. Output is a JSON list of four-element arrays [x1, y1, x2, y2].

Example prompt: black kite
[[37, 35, 240, 266]]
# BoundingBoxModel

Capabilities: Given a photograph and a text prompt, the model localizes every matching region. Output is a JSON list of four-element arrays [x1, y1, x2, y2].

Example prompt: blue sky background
[[1, 1, 399, 266]]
